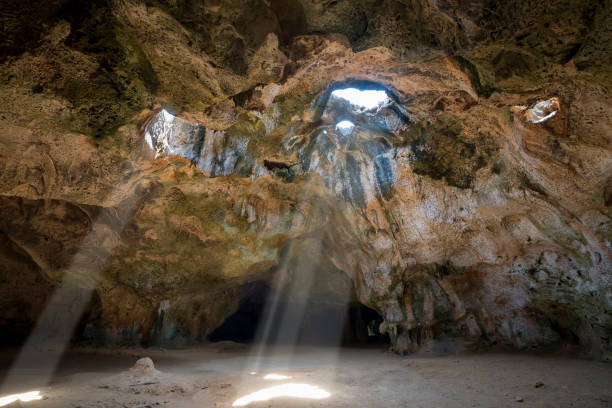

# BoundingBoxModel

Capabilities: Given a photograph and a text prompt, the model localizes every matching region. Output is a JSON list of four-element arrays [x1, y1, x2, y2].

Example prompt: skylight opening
[[525, 98, 560, 124], [335, 120, 355, 135], [331, 88, 390, 110]]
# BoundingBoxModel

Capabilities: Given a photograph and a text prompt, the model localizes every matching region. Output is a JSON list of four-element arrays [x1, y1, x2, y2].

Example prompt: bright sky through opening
[[335, 120, 355, 135], [331, 88, 389, 110]]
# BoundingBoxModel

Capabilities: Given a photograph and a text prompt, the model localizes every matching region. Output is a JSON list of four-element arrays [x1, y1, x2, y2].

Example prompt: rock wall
[[0, 0, 610, 358]]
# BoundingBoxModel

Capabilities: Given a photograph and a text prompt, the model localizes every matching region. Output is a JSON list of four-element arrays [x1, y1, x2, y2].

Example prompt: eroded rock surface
[[0, 0, 610, 359]]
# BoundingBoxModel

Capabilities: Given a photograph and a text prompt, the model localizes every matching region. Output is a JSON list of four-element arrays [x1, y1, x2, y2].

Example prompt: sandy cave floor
[[0, 344, 611, 408]]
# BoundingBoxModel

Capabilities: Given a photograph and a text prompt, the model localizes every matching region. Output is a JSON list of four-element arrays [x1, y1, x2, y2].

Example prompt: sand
[[0, 344, 611, 408]]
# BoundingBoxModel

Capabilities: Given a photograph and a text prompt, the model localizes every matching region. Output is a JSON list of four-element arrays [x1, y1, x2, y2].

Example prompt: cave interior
[[0, 0, 611, 406]]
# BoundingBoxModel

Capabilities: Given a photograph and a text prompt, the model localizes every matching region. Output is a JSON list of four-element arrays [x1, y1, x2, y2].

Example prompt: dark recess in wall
[[209, 281, 389, 346]]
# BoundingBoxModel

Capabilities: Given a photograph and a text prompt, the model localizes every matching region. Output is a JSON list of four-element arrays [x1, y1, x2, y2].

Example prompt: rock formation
[[0, 0, 610, 359]]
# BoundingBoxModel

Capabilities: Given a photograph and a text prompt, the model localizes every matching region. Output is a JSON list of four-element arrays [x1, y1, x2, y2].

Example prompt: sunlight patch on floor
[[0, 391, 42, 407], [232, 383, 330, 406], [263, 373, 292, 380]]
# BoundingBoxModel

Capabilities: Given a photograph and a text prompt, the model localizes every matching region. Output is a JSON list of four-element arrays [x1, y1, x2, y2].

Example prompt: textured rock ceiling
[[0, 0, 610, 359]]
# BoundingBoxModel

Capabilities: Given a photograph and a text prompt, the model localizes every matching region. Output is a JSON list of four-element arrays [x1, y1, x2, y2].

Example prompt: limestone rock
[[248, 33, 288, 84], [0, 0, 610, 360], [129, 357, 158, 376]]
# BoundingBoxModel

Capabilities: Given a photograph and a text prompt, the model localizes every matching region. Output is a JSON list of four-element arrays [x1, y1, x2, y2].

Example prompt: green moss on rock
[[408, 113, 498, 189], [58, 0, 157, 136]]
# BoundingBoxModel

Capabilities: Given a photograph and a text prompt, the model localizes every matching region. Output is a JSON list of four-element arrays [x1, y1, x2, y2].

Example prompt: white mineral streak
[[254, 103, 280, 135]]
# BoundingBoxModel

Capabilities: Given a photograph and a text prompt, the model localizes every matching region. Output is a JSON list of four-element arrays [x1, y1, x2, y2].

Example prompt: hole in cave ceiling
[[277, 80, 410, 207], [330, 88, 391, 110], [315, 81, 410, 130], [335, 120, 355, 135]]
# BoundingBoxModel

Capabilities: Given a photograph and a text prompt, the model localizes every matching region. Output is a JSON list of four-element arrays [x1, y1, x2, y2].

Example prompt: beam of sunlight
[[331, 88, 389, 110], [244, 180, 326, 372], [0, 391, 42, 407], [232, 383, 330, 407], [239, 180, 352, 391], [264, 374, 292, 380], [1, 165, 143, 394], [272, 238, 322, 347], [248, 246, 296, 370]]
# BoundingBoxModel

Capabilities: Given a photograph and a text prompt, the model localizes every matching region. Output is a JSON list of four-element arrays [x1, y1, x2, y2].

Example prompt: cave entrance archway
[[209, 281, 389, 347], [209, 281, 271, 344], [343, 302, 389, 346]]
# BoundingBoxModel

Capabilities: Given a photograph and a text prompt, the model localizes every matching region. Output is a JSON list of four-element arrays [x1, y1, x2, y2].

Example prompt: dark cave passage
[[209, 282, 389, 346], [209, 281, 271, 344], [343, 302, 389, 346]]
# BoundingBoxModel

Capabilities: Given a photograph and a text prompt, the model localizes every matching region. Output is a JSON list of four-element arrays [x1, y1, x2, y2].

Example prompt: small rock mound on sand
[[99, 357, 202, 396], [129, 357, 160, 376]]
